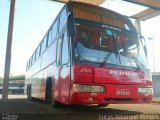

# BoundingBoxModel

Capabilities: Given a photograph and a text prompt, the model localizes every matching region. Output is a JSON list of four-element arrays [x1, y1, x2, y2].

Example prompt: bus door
[[59, 30, 71, 104]]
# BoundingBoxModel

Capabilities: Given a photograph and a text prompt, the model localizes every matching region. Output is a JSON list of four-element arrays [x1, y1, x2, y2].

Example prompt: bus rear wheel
[[45, 78, 52, 103], [51, 97, 60, 108], [51, 90, 61, 108], [46, 78, 61, 108], [27, 84, 33, 101], [98, 104, 109, 107]]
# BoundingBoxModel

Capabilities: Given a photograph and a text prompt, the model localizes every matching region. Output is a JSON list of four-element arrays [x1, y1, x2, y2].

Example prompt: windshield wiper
[[99, 31, 120, 67], [100, 52, 112, 66], [112, 31, 121, 64], [133, 58, 141, 71], [128, 53, 142, 70]]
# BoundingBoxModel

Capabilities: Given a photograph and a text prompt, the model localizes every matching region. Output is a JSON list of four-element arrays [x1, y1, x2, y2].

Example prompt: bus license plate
[[116, 89, 130, 95]]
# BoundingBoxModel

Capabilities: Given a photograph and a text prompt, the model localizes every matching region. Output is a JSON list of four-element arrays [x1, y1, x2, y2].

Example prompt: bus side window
[[52, 20, 58, 42], [61, 31, 69, 65], [34, 50, 37, 62], [56, 37, 62, 66], [39, 42, 42, 56], [36, 46, 40, 60], [26, 63, 28, 71], [28, 60, 30, 69], [48, 29, 53, 47], [48, 20, 58, 46], [41, 35, 48, 53], [59, 8, 68, 32], [30, 56, 33, 66], [32, 54, 35, 64]]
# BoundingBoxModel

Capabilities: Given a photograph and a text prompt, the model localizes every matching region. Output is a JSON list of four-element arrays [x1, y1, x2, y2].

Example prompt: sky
[[0, 0, 64, 77], [0, 0, 160, 77]]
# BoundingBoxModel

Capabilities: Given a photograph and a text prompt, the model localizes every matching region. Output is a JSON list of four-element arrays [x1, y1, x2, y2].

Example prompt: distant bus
[[25, 1, 153, 107]]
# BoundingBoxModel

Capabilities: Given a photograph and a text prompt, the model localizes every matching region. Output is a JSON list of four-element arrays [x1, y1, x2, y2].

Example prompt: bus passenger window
[[61, 31, 69, 65], [32, 54, 35, 63], [41, 35, 48, 52], [52, 20, 58, 42], [56, 37, 61, 66], [36, 46, 40, 60], [48, 29, 53, 46], [59, 8, 67, 32]]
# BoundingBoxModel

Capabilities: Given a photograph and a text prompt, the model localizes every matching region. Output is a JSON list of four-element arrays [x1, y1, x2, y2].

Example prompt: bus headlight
[[73, 84, 105, 92], [79, 85, 91, 92], [138, 88, 153, 95], [91, 85, 105, 92]]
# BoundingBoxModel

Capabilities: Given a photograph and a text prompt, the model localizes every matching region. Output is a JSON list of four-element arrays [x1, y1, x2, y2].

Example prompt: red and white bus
[[25, 1, 153, 107]]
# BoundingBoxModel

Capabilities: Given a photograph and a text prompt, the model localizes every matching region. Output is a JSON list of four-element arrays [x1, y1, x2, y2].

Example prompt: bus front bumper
[[70, 84, 153, 104]]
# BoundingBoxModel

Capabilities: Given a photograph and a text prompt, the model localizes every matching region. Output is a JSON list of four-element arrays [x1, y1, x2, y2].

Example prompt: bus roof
[[67, 1, 137, 33], [67, 1, 129, 20]]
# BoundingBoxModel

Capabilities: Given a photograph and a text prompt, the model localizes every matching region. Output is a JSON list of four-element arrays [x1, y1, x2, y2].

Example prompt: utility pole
[[134, 19, 142, 35], [148, 37, 155, 73], [2, 0, 16, 101]]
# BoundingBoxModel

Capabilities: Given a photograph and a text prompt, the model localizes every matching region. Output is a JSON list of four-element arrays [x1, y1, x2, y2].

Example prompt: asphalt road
[[0, 96, 160, 120]]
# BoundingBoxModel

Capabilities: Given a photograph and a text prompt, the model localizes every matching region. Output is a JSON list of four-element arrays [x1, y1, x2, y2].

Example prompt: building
[[152, 72, 160, 98], [0, 75, 25, 94]]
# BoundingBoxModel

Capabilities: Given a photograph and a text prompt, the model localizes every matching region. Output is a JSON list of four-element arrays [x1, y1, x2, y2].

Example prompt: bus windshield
[[74, 19, 149, 69]]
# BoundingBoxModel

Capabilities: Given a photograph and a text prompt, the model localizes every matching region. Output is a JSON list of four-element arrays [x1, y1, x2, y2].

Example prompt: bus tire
[[27, 84, 33, 101], [45, 77, 52, 103], [98, 104, 109, 107], [50, 79, 61, 108], [51, 97, 59, 108]]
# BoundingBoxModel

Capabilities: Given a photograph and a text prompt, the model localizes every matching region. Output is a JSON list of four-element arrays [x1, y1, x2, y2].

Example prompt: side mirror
[[67, 12, 75, 36]]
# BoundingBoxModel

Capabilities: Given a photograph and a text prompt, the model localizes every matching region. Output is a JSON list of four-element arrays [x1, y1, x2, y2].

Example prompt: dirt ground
[[0, 95, 160, 120]]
